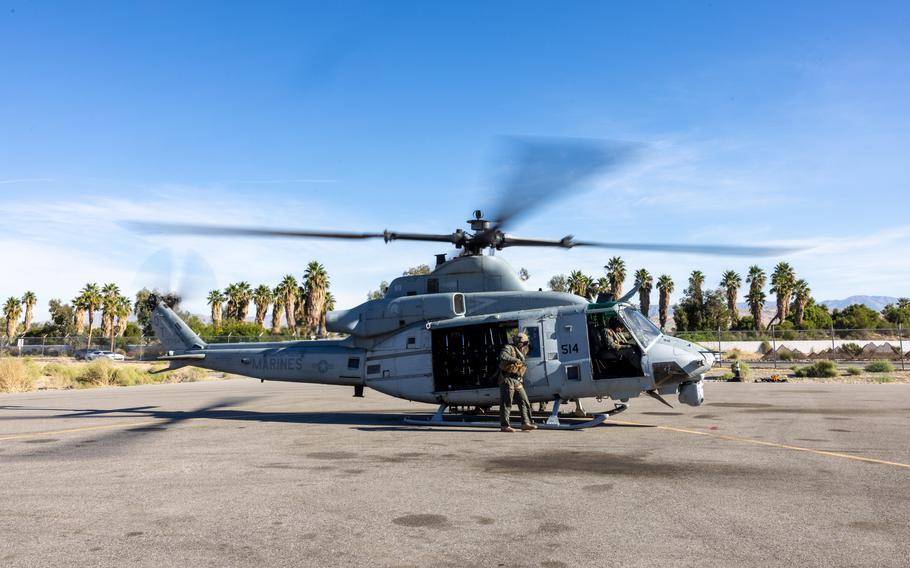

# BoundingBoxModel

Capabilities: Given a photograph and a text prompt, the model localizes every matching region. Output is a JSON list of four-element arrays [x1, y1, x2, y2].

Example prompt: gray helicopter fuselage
[[150, 255, 711, 407]]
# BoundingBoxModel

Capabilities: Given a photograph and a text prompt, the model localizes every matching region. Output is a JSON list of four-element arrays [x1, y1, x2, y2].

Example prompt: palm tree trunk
[[284, 298, 297, 336], [271, 301, 284, 335], [74, 308, 85, 335], [24, 306, 34, 333]]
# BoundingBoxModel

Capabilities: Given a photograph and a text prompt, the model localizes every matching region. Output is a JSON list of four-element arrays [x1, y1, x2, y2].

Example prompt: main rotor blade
[[501, 235, 802, 256], [123, 221, 459, 245], [572, 240, 804, 257], [488, 137, 641, 230]]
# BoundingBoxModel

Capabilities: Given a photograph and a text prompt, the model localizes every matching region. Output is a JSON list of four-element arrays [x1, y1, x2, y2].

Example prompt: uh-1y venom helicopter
[[132, 139, 798, 430]]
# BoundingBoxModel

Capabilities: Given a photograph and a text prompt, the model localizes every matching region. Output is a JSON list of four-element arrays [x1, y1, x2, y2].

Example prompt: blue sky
[[2, 1, 909, 319]]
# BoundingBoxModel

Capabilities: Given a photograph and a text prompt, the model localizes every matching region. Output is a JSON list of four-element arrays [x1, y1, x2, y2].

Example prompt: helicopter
[[134, 139, 798, 429]]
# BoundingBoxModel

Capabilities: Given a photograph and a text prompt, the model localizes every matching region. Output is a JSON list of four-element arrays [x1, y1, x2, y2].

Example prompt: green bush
[[759, 341, 772, 354], [876, 375, 895, 383], [840, 343, 863, 358], [76, 361, 147, 387], [846, 367, 862, 376], [778, 351, 793, 362], [864, 360, 895, 373], [794, 360, 838, 378]]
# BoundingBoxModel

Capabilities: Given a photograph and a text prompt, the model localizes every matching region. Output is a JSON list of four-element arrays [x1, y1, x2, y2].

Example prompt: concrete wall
[[692, 339, 908, 354]]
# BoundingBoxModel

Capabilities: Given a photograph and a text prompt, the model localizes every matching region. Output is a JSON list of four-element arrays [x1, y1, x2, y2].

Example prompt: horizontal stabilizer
[[158, 353, 207, 361]]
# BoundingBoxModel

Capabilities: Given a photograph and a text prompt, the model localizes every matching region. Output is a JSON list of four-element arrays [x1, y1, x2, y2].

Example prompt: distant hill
[[820, 296, 899, 311]]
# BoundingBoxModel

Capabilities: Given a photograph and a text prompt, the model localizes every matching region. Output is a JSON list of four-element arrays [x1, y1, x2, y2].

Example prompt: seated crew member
[[607, 317, 642, 374], [498, 332, 536, 433]]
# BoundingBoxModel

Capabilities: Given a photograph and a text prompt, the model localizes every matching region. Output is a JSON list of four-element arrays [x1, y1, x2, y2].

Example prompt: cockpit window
[[620, 307, 662, 349]]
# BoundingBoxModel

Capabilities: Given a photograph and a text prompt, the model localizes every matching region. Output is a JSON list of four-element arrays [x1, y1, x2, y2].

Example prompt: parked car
[[85, 350, 126, 362], [74, 348, 93, 360]]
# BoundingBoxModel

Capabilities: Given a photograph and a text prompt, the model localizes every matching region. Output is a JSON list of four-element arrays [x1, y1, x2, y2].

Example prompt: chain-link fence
[[0, 334, 306, 360], [2, 327, 908, 369], [675, 325, 909, 369]]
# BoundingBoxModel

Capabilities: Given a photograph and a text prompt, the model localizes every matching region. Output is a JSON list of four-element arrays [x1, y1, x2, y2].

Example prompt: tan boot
[[521, 423, 537, 431], [501, 426, 516, 432]]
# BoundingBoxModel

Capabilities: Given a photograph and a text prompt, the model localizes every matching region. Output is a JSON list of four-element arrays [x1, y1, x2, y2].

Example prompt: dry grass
[[0, 358, 39, 392], [723, 348, 763, 362], [0, 358, 223, 393]]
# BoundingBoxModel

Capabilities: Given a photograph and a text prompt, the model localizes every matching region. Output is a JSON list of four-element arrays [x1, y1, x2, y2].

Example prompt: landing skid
[[403, 399, 628, 431]]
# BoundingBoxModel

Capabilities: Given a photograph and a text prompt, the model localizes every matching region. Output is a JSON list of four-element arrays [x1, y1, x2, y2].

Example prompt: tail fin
[[149, 296, 206, 352]]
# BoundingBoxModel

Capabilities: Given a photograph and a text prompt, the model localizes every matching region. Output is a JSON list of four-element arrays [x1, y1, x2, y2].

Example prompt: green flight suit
[[499, 344, 532, 427]]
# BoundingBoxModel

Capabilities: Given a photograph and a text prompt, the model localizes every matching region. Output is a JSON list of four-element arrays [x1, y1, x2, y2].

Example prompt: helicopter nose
[[699, 350, 716, 373]]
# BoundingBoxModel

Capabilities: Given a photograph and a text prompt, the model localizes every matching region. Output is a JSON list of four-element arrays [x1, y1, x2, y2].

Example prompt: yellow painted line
[[607, 418, 910, 469], [0, 420, 165, 441]]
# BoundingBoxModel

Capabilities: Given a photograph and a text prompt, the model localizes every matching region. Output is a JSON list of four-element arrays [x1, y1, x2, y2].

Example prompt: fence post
[[140, 337, 145, 361], [771, 324, 777, 370], [41, 336, 46, 357], [830, 323, 836, 359], [900, 323, 905, 371], [717, 326, 722, 364]]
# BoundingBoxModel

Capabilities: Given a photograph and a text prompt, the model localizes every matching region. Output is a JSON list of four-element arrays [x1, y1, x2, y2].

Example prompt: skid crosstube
[[402, 402, 628, 430]]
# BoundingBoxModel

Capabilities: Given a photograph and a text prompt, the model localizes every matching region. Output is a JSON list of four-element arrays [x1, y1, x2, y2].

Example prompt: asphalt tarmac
[[1, 379, 908, 568]]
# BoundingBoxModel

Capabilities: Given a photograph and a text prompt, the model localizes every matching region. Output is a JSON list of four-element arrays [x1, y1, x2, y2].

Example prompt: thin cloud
[[0, 178, 54, 185]]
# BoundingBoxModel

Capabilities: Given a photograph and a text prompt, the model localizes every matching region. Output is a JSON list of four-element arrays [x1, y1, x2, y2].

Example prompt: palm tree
[[72, 293, 86, 335], [656, 275, 674, 330], [770, 262, 796, 325], [223, 283, 239, 320], [115, 295, 132, 337], [3, 297, 22, 341], [236, 282, 253, 321], [592, 277, 611, 300], [21, 291, 37, 333], [320, 291, 336, 337], [101, 283, 121, 339], [688, 270, 705, 301], [253, 285, 273, 329], [304, 261, 330, 337], [605, 256, 627, 297], [720, 270, 742, 328], [792, 279, 811, 327], [746, 265, 767, 331], [207, 290, 225, 329], [270, 286, 285, 335], [567, 270, 593, 299], [276, 275, 299, 336], [634, 269, 653, 317], [80, 283, 102, 347]]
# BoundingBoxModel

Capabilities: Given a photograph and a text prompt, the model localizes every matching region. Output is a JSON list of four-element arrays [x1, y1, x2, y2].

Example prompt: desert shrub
[[840, 343, 863, 358], [759, 341, 772, 354], [794, 360, 838, 378], [41, 362, 80, 382], [864, 360, 895, 373], [778, 351, 793, 362], [846, 367, 862, 376], [726, 348, 741, 360], [76, 360, 118, 386], [876, 375, 895, 383], [0, 358, 38, 392]]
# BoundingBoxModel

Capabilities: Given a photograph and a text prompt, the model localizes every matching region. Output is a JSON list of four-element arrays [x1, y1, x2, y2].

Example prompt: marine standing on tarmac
[[499, 332, 537, 432]]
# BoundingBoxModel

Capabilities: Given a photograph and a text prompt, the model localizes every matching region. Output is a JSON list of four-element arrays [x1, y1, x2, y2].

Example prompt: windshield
[[620, 307, 662, 349]]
